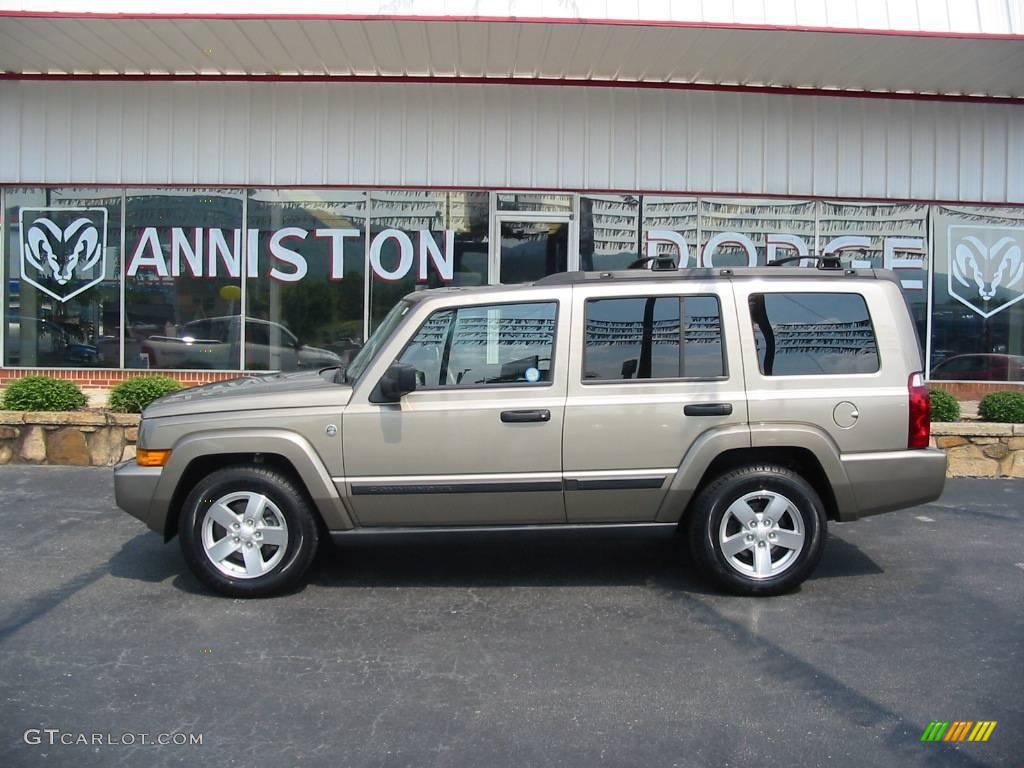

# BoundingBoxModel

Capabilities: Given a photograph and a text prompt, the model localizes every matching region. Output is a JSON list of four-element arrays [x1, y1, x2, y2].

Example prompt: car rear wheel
[[179, 466, 319, 597], [687, 464, 826, 596]]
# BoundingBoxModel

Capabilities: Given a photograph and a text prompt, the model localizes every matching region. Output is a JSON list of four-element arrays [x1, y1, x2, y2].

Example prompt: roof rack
[[533, 265, 881, 286], [768, 255, 844, 270], [625, 255, 679, 271]]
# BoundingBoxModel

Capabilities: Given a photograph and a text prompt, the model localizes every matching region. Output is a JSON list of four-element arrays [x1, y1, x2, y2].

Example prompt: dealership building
[[1, 1, 1023, 394]]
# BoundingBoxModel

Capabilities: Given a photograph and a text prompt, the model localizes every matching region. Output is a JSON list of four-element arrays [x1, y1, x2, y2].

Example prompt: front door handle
[[684, 403, 733, 417], [500, 409, 551, 423]]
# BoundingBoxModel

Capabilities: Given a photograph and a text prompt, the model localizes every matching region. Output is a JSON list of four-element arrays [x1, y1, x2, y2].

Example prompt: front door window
[[398, 301, 557, 387]]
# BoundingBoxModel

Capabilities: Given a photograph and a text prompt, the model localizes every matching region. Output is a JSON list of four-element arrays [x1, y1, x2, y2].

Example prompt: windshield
[[343, 301, 411, 383]]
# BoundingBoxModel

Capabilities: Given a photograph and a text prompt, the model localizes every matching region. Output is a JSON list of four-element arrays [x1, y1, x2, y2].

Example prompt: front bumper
[[113, 460, 164, 533], [840, 448, 948, 521]]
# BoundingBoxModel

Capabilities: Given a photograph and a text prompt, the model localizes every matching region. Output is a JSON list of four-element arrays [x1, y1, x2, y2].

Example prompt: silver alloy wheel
[[200, 491, 289, 579], [717, 490, 806, 580]]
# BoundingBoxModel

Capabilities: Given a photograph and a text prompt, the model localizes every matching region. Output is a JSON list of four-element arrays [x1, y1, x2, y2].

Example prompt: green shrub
[[1, 376, 88, 411], [107, 376, 183, 413], [928, 389, 961, 422], [978, 391, 1024, 424]]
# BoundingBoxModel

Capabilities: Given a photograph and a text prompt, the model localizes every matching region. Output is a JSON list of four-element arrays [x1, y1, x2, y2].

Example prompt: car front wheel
[[179, 465, 320, 598], [688, 464, 826, 596]]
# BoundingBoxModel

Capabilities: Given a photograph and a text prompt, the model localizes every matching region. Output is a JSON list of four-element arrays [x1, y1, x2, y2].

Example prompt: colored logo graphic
[[921, 721, 997, 742], [948, 225, 1024, 319], [19, 207, 108, 303]]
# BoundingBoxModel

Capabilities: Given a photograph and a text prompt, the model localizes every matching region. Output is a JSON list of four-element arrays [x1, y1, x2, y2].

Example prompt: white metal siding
[[1, 80, 1022, 204]]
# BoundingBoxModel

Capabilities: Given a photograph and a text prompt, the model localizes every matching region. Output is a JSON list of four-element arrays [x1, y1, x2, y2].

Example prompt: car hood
[[143, 368, 352, 418]]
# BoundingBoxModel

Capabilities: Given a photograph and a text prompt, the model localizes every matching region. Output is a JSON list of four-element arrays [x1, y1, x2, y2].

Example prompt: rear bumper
[[113, 460, 164, 533], [839, 448, 947, 521]]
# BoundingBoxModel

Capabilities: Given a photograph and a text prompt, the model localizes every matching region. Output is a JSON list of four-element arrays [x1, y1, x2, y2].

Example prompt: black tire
[[178, 465, 320, 598], [687, 464, 826, 596]]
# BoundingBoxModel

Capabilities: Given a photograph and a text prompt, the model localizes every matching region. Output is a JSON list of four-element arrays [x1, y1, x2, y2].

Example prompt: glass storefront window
[[246, 190, 366, 371], [124, 188, 244, 370], [367, 190, 488, 331], [579, 195, 641, 271], [3, 188, 122, 368], [700, 198, 816, 268], [496, 192, 573, 213], [497, 220, 569, 283], [3, 186, 1021, 385], [929, 206, 1024, 382], [640, 196, 698, 268], [819, 201, 929, 343]]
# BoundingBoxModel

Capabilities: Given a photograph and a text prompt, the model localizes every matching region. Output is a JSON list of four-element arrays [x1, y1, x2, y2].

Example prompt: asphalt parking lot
[[1, 467, 1021, 768]]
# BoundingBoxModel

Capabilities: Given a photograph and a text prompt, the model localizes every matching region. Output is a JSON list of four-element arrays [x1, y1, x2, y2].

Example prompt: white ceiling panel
[[1, 1, 1022, 34], [0, 16, 1020, 98], [423, 22, 459, 77]]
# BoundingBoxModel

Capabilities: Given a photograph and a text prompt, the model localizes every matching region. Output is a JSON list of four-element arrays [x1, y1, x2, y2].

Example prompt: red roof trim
[[0, 11, 1021, 41], [2, 72, 1020, 105], [1, 182, 1020, 209]]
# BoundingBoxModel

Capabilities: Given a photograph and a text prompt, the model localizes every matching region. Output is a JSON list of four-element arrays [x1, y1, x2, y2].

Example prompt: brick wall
[[928, 381, 1024, 400], [0, 368, 240, 389]]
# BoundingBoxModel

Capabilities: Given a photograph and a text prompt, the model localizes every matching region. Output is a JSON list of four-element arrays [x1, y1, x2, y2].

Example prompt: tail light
[[908, 372, 930, 449]]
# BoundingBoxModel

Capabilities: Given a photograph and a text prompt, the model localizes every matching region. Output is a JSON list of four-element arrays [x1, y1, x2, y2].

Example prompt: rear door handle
[[500, 409, 551, 423], [684, 403, 733, 417]]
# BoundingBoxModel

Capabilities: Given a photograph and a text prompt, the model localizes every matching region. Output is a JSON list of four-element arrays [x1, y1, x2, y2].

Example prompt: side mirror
[[373, 362, 418, 403]]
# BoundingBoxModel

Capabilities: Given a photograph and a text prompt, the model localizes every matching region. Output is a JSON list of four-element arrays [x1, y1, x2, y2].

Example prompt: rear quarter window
[[748, 292, 879, 376]]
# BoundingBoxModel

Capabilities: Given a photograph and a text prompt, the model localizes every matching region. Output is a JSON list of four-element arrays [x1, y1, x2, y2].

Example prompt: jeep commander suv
[[114, 266, 947, 597]]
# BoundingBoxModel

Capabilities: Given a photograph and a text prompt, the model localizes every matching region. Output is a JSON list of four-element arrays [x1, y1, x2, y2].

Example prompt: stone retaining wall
[[931, 423, 1024, 477], [0, 411, 140, 466]]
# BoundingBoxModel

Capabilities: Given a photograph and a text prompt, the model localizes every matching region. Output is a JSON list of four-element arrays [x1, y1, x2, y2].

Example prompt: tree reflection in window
[[583, 296, 725, 380], [749, 293, 878, 376]]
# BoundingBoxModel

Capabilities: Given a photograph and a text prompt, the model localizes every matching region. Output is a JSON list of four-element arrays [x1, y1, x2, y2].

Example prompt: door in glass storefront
[[493, 214, 573, 284]]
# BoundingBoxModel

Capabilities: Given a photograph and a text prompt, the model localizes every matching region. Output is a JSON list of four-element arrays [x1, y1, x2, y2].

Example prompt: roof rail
[[768, 254, 843, 270], [625, 255, 679, 271], [533, 265, 880, 286], [533, 271, 588, 285]]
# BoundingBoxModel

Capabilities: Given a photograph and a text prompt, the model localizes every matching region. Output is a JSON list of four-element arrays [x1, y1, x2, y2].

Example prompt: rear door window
[[749, 292, 879, 376], [583, 295, 726, 381]]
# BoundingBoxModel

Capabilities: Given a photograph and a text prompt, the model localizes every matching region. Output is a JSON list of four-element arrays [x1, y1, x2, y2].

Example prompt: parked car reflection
[[5, 314, 101, 366], [929, 353, 1024, 382], [138, 315, 342, 371]]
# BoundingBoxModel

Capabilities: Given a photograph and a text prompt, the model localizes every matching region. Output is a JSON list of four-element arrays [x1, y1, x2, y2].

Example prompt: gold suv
[[115, 266, 947, 597]]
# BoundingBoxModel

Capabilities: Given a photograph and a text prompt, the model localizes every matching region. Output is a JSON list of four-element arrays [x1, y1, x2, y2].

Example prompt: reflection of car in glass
[[929, 353, 1024, 382], [140, 316, 341, 371], [5, 314, 100, 365]]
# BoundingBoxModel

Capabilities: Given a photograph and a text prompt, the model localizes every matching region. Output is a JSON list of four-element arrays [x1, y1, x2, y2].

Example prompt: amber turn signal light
[[136, 449, 172, 467]]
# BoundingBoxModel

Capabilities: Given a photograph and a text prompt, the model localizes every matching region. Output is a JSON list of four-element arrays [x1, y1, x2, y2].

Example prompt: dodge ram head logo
[[948, 225, 1024, 319], [19, 207, 108, 303]]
